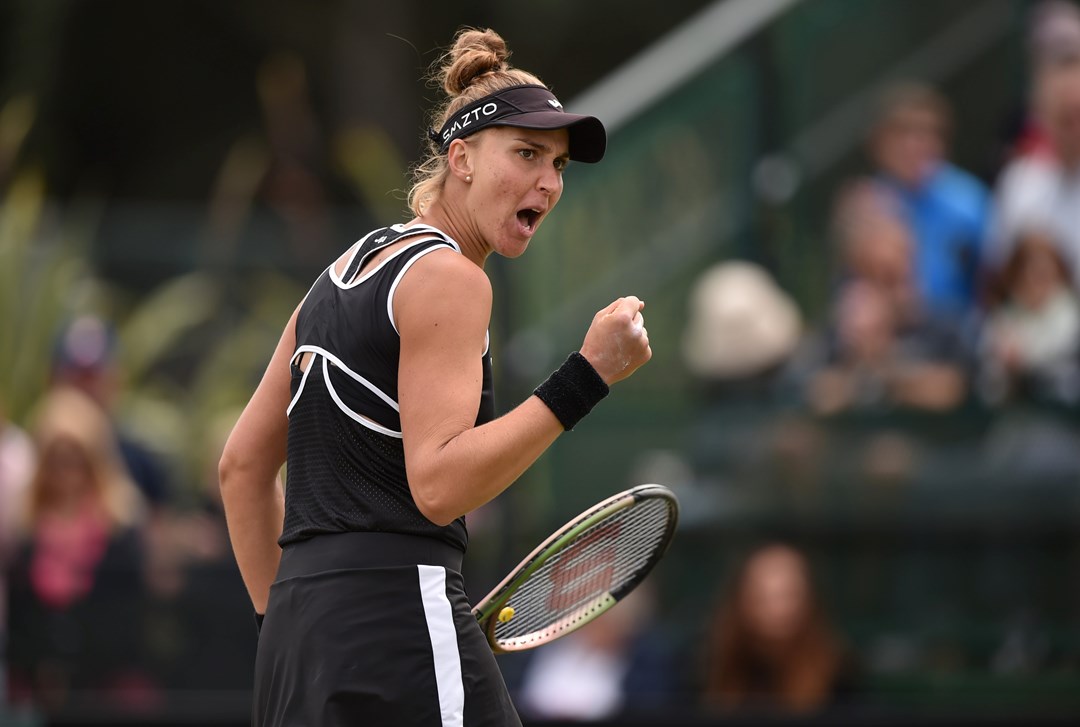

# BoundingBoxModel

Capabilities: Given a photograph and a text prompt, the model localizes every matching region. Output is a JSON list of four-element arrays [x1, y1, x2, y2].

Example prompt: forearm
[[220, 468, 285, 613], [407, 395, 563, 525], [218, 304, 296, 611], [397, 268, 649, 526]]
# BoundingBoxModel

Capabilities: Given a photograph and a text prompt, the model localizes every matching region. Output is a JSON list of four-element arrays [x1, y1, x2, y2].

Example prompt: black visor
[[429, 84, 607, 163]]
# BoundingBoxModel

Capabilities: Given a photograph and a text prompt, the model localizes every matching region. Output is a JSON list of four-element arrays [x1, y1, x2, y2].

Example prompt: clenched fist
[[579, 296, 652, 385]]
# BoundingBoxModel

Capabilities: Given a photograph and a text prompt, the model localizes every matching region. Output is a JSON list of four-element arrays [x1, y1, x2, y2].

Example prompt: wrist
[[533, 352, 610, 431]]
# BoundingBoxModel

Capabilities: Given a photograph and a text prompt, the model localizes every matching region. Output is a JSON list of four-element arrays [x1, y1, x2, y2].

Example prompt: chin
[[498, 241, 531, 259], [493, 228, 535, 259]]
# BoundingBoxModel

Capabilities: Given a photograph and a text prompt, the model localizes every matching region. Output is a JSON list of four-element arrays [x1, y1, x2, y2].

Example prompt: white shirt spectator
[[989, 154, 1080, 285]]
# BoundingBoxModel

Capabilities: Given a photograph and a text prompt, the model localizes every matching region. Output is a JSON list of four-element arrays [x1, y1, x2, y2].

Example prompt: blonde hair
[[407, 28, 545, 216], [20, 386, 146, 534]]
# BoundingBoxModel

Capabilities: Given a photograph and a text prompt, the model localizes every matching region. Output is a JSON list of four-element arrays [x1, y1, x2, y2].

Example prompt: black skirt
[[253, 532, 521, 727]]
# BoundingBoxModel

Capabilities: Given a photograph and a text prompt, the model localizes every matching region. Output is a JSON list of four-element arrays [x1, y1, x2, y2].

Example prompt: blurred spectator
[[803, 277, 968, 416], [700, 543, 852, 715], [831, 179, 923, 326], [1, 397, 36, 558], [50, 314, 171, 509], [6, 386, 153, 713], [989, 17, 1080, 286], [680, 261, 824, 515], [514, 585, 677, 722], [139, 412, 256, 694], [1, 397, 36, 706], [682, 260, 803, 387], [977, 229, 1080, 406], [867, 81, 991, 324], [0, 399, 35, 539], [1031, 1, 1080, 67], [790, 180, 972, 415], [1004, 0, 1080, 160]]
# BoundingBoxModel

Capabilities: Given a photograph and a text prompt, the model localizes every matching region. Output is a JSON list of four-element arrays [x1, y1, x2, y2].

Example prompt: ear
[[447, 138, 474, 183]]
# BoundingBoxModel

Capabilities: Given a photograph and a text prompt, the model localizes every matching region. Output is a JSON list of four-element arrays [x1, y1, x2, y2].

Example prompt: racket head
[[472, 483, 678, 653]]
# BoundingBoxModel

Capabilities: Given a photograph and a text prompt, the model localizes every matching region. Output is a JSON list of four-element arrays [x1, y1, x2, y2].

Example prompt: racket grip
[[534, 352, 609, 430]]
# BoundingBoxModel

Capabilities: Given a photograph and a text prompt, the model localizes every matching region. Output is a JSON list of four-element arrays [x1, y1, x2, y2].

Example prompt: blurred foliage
[[0, 174, 303, 501], [111, 269, 303, 497], [0, 167, 302, 504], [0, 167, 89, 425]]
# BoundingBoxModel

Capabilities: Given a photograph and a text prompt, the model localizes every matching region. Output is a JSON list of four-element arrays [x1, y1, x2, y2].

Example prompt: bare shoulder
[[397, 246, 492, 309], [394, 247, 492, 342]]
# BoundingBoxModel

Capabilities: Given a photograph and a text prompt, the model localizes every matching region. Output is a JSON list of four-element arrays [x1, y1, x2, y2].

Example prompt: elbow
[[217, 445, 239, 497], [218, 438, 261, 498], [411, 480, 460, 527]]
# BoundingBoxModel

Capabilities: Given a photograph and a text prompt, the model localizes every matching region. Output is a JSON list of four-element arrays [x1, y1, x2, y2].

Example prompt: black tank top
[[279, 224, 495, 550]]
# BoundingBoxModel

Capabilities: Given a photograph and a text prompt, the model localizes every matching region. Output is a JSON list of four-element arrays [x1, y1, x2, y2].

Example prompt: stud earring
[[465, 175, 472, 183]]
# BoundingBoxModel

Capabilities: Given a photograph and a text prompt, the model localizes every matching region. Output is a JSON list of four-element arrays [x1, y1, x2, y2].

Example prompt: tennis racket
[[472, 483, 678, 653]]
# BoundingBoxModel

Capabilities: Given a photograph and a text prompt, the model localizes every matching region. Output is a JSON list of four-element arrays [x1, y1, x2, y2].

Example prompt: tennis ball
[[497, 606, 515, 623]]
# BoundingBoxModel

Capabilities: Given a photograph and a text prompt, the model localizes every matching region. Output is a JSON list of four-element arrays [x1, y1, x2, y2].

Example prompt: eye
[[554, 157, 568, 172], [518, 148, 536, 161]]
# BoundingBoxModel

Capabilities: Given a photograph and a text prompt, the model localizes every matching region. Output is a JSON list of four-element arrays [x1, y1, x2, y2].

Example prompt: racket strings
[[492, 497, 674, 644]]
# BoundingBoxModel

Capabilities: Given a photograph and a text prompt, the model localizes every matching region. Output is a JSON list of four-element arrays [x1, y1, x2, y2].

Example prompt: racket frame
[[472, 483, 678, 653]]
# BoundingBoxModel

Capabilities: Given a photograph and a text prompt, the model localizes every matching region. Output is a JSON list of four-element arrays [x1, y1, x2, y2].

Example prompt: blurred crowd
[[681, 0, 1080, 514], [685, 0, 1080, 420], [4, 1, 1080, 723], [671, 0, 1080, 718], [0, 314, 257, 719], [502, 542, 853, 723]]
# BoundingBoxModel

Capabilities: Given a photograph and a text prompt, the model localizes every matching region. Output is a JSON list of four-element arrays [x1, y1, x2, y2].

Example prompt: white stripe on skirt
[[417, 565, 465, 727]]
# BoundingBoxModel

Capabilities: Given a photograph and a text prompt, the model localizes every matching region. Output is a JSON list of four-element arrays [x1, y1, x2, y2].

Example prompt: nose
[[537, 165, 562, 197]]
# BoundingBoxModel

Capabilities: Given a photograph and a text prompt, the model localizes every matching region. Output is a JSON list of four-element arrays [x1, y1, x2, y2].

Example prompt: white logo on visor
[[547, 99, 563, 110], [442, 101, 501, 143]]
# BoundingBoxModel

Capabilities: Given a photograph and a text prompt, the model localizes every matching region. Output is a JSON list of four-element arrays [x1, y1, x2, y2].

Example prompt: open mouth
[[516, 208, 542, 234]]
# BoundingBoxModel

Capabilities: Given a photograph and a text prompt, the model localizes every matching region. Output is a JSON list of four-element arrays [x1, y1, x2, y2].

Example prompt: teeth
[[519, 209, 542, 231]]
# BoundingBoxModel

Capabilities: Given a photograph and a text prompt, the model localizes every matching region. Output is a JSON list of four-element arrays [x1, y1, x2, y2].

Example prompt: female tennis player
[[219, 27, 652, 726]]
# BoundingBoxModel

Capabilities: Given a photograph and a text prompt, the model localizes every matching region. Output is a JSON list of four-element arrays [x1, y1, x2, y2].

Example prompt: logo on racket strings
[[546, 522, 620, 611]]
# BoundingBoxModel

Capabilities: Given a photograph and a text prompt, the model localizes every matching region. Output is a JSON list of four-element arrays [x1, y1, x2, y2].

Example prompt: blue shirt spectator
[[867, 82, 992, 324], [877, 162, 991, 320]]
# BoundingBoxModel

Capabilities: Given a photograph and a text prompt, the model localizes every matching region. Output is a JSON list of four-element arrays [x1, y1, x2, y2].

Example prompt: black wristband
[[534, 352, 610, 430]]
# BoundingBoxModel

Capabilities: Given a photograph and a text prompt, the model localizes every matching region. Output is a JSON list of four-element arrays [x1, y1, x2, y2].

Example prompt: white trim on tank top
[[285, 350, 317, 417], [320, 357, 402, 438], [286, 346, 403, 438], [329, 225, 462, 290]]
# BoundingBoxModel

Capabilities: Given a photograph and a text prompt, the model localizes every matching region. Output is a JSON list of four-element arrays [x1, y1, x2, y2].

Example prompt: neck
[[414, 194, 489, 268]]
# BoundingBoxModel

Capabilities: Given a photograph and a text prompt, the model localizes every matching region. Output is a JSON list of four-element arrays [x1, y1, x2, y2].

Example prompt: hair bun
[[441, 28, 511, 96]]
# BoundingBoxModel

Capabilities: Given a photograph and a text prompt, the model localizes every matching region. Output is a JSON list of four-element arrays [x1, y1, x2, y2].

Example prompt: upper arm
[[395, 249, 492, 477], [220, 304, 300, 481]]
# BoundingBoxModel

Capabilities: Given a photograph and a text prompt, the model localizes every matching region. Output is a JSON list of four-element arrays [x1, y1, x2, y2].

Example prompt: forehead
[[882, 106, 943, 132], [484, 125, 570, 154]]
